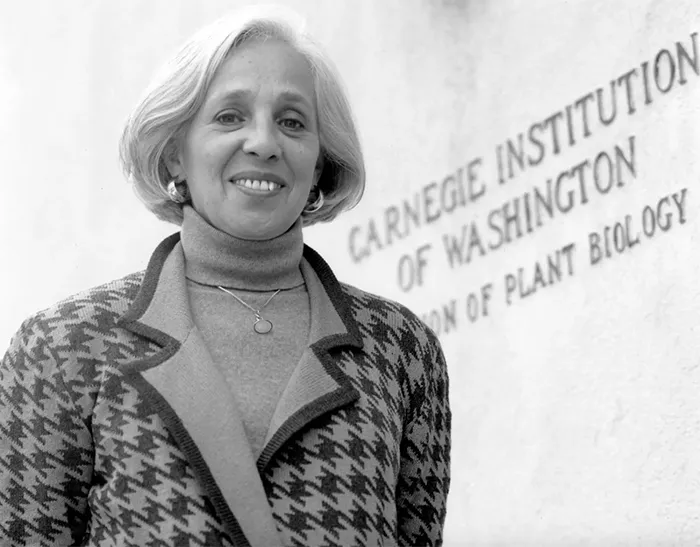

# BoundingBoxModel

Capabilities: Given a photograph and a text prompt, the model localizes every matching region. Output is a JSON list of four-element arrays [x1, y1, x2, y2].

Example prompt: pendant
[[254, 317, 273, 334]]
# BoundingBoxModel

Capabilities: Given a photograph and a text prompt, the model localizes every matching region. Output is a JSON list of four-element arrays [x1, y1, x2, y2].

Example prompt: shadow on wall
[[425, 0, 483, 16], [431, 0, 470, 11]]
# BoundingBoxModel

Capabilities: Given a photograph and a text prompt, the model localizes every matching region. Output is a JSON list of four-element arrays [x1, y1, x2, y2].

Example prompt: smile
[[232, 179, 282, 192]]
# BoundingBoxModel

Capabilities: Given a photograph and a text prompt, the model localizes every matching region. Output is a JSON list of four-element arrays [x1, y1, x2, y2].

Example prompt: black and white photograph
[[1, 1, 699, 545]]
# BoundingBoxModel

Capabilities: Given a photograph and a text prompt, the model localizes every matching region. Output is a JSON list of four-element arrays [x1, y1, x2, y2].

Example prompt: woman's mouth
[[232, 178, 282, 192]]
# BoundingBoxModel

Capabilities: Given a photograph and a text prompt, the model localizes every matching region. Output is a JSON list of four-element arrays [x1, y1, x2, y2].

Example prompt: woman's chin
[[219, 218, 291, 241]]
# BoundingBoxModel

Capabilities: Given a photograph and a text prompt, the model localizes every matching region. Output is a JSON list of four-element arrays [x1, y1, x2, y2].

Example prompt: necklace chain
[[217, 286, 281, 334], [187, 277, 304, 293]]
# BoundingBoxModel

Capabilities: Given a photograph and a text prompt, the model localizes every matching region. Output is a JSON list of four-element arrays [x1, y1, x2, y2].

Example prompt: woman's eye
[[216, 112, 242, 124], [280, 118, 304, 131]]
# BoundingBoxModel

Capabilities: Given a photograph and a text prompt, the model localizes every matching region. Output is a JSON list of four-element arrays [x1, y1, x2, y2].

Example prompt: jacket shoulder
[[7, 270, 147, 367], [3, 271, 147, 417], [29, 271, 146, 330], [339, 283, 440, 348]]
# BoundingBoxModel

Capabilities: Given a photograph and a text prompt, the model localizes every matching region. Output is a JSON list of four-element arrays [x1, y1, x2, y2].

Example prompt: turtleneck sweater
[[180, 206, 311, 459]]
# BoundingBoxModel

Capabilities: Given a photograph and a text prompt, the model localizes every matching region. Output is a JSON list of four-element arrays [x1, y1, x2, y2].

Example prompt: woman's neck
[[180, 205, 304, 291]]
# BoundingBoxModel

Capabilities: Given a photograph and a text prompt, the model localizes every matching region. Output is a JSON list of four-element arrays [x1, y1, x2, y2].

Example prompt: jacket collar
[[117, 232, 363, 545], [257, 247, 363, 470]]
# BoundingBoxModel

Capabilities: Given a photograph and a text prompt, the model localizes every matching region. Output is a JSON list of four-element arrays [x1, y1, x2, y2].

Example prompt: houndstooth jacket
[[0, 233, 451, 547]]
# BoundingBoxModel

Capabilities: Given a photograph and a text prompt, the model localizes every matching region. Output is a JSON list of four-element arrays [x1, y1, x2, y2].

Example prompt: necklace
[[217, 286, 281, 334]]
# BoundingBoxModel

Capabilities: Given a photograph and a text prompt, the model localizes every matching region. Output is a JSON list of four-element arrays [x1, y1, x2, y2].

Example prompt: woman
[[0, 7, 451, 547]]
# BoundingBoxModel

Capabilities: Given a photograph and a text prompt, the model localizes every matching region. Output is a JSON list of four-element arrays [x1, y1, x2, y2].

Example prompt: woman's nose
[[242, 119, 281, 161]]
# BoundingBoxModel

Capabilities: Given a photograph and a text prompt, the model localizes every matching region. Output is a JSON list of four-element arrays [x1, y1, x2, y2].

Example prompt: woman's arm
[[0, 317, 93, 546], [396, 333, 452, 546]]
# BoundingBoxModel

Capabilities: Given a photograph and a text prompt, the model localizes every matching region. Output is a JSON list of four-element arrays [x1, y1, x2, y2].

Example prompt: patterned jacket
[[0, 233, 451, 547]]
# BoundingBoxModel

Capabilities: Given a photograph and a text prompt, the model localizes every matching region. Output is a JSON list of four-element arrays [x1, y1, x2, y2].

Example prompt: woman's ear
[[163, 140, 186, 181]]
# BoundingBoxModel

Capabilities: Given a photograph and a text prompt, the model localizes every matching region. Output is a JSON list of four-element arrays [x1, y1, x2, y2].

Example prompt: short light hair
[[119, 5, 365, 226]]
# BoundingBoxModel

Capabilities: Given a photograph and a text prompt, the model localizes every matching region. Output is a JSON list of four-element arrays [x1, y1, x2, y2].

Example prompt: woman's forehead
[[207, 39, 315, 104]]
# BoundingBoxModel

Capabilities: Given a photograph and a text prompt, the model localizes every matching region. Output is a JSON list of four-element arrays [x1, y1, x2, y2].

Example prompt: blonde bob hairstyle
[[119, 5, 365, 227]]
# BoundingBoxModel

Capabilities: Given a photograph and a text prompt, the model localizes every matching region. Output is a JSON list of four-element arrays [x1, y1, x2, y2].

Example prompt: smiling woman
[[164, 39, 321, 241], [0, 5, 451, 547]]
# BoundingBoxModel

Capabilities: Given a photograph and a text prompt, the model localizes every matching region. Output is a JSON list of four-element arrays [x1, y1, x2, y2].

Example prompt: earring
[[167, 179, 188, 204], [303, 188, 325, 214]]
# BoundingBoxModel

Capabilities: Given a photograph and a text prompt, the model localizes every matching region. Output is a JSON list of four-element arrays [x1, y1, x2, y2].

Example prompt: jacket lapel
[[117, 234, 283, 547], [257, 246, 364, 472]]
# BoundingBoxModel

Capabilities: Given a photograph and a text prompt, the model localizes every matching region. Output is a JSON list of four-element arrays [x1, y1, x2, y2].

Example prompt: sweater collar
[[180, 205, 304, 291]]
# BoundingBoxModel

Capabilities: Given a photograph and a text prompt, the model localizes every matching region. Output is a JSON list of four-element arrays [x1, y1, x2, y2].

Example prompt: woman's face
[[169, 39, 321, 240]]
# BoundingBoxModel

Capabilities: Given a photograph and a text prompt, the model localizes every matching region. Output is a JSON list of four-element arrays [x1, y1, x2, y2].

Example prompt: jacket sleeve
[[396, 328, 452, 546], [0, 317, 93, 546]]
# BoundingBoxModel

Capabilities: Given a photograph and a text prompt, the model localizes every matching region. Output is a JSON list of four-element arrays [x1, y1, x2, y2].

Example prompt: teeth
[[234, 179, 280, 191]]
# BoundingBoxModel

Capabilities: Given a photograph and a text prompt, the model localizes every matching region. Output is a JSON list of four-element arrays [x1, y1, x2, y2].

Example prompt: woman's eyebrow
[[209, 88, 251, 104], [277, 90, 314, 112]]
